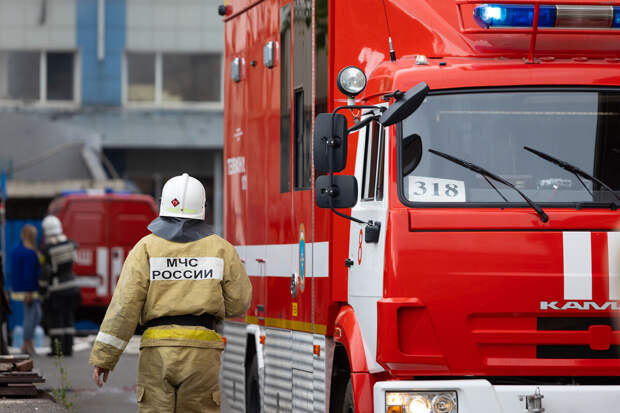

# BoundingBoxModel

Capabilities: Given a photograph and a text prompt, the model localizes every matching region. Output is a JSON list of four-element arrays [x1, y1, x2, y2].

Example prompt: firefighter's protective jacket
[[89, 234, 251, 370], [40, 236, 80, 298]]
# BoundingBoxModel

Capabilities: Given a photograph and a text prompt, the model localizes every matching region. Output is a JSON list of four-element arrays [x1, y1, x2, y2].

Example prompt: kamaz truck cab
[[222, 1, 620, 411]]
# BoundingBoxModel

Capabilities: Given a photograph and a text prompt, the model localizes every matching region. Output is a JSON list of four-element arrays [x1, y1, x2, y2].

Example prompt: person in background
[[0, 256, 11, 354], [10, 225, 41, 355], [40, 215, 80, 357]]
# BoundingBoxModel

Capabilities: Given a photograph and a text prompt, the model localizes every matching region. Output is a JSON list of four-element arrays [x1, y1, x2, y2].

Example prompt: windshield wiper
[[429, 149, 549, 223], [523, 146, 620, 204]]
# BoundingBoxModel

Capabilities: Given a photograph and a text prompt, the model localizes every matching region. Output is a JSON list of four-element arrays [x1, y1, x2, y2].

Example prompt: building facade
[[0, 0, 224, 233]]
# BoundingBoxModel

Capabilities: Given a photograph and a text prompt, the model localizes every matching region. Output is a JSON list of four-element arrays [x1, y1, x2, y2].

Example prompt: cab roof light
[[474, 4, 556, 28], [474, 4, 620, 29]]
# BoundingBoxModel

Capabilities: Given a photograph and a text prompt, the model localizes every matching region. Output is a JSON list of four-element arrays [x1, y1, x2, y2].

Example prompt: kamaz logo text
[[540, 301, 620, 311]]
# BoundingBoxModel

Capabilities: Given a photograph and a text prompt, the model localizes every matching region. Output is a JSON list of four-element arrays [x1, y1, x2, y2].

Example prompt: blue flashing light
[[473, 4, 557, 28], [60, 190, 88, 196], [614, 7, 620, 28]]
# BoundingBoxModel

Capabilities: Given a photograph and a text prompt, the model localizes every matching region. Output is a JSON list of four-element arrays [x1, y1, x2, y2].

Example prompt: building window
[[163, 54, 220, 102], [126, 52, 221, 106], [47, 52, 74, 101], [0, 51, 76, 104], [127, 52, 155, 102]]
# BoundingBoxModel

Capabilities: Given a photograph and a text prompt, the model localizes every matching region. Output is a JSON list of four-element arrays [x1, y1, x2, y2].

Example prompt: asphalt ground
[[0, 397, 69, 413], [6, 336, 139, 413], [5, 335, 231, 412]]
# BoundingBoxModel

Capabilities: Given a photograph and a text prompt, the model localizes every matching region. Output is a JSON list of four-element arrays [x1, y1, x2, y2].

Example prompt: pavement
[[3, 335, 141, 413], [0, 397, 70, 413]]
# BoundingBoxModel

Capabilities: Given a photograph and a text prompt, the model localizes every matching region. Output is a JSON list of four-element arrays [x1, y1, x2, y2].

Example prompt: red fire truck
[[221, 1, 620, 412], [48, 193, 157, 313]]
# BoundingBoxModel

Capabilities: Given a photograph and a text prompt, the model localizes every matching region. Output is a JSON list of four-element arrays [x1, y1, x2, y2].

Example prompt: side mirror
[[379, 82, 429, 126], [313, 113, 348, 173], [315, 175, 358, 208]]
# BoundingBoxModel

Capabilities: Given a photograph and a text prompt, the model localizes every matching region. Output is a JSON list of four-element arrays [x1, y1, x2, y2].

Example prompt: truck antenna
[[382, 0, 396, 62]]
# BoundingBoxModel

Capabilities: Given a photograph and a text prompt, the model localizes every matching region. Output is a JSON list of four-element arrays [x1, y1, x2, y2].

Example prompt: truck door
[[347, 118, 388, 373], [223, 0, 269, 330], [290, 0, 314, 333]]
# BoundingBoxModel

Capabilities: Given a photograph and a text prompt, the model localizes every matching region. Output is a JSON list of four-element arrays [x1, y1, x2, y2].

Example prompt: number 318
[[414, 182, 459, 197]]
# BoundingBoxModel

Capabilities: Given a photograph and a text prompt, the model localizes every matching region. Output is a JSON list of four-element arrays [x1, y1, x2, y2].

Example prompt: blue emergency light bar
[[474, 4, 620, 28]]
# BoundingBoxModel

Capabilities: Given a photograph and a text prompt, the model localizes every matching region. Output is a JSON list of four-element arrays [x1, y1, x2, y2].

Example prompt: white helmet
[[160, 173, 206, 220], [42, 215, 63, 237]]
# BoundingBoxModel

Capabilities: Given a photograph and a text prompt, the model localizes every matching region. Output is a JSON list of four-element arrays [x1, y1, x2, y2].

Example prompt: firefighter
[[40, 215, 81, 357], [89, 173, 251, 413]]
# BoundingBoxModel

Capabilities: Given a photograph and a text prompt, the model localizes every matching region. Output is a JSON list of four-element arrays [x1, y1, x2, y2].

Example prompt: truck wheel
[[341, 378, 354, 413], [245, 353, 261, 413]]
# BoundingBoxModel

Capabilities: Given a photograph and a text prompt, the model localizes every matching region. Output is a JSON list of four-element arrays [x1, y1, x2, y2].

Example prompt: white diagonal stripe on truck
[[563, 232, 592, 300], [607, 232, 620, 300]]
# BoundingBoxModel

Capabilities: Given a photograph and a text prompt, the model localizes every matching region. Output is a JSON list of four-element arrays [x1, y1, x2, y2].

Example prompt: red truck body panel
[[48, 194, 157, 307]]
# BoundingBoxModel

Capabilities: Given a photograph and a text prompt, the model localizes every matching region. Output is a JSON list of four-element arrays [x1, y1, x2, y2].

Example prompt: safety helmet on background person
[[159, 173, 206, 220], [42, 215, 63, 237]]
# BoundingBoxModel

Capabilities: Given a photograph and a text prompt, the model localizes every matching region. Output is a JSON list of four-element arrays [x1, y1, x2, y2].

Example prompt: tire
[[245, 353, 261, 413], [341, 378, 354, 413], [331, 375, 355, 413]]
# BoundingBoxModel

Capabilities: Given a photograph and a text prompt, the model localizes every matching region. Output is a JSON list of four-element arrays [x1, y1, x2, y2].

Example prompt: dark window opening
[[294, 87, 311, 189], [376, 123, 385, 201], [293, 0, 312, 191], [47, 52, 73, 101], [362, 120, 384, 201]]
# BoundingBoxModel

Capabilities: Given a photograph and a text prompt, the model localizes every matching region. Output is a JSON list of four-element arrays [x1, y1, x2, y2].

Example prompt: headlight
[[386, 391, 457, 413], [336, 66, 367, 97]]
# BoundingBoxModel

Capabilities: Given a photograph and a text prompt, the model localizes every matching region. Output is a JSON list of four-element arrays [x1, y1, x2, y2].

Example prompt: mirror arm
[[328, 105, 384, 147], [329, 204, 367, 225], [332, 104, 386, 113], [332, 105, 386, 122], [327, 146, 367, 225], [347, 115, 378, 134]]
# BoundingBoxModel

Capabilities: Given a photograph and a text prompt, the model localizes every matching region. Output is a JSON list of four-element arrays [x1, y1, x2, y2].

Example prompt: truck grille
[[537, 317, 620, 359], [537, 345, 620, 359], [537, 317, 614, 331]]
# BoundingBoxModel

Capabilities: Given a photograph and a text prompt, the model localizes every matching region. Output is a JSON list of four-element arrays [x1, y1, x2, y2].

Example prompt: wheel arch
[[329, 305, 374, 413], [334, 305, 369, 373]]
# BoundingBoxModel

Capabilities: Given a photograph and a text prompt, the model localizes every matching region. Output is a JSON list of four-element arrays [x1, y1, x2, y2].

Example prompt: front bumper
[[373, 379, 620, 413]]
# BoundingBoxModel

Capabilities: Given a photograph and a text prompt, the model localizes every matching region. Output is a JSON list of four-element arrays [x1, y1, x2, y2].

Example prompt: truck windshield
[[401, 90, 620, 205]]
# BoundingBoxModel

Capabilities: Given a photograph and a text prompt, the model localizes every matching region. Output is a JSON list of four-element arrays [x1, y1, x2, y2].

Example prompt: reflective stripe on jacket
[[89, 233, 251, 370], [10, 291, 41, 301]]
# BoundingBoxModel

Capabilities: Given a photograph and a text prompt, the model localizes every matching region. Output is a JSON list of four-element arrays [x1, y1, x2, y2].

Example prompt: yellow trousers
[[136, 346, 222, 413]]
